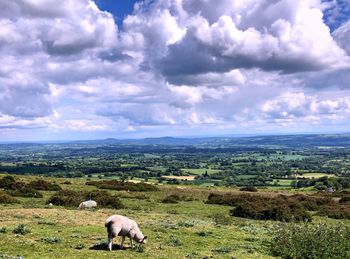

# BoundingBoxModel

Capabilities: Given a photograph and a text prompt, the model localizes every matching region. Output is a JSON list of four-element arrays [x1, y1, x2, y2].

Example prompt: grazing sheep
[[78, 200, 97, 209], [105, 215, 147, 251]]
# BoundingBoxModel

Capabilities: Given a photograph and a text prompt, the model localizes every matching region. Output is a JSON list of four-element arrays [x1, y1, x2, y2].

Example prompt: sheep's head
[[140, 236, 147, 244]]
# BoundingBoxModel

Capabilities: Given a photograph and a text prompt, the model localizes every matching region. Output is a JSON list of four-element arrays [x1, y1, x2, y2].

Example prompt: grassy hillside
[[0, 175, 350, 258], [0, 174, 349, 258]]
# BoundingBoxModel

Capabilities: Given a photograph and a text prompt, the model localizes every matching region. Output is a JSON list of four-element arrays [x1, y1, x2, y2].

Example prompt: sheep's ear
[[143, 236, 148, 240]]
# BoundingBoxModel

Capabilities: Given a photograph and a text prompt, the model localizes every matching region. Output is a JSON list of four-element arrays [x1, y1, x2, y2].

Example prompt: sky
[[0, 0, 350, 141]]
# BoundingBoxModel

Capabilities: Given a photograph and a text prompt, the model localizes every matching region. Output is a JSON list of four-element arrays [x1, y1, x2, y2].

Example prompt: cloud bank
[[0, 0, 350, 140]]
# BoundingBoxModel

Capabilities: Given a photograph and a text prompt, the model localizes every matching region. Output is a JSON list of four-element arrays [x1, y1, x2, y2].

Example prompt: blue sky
[[323, 0, 350, 31], [94, 0, 350, 31], [0, 0, 350, 141], [95, 0, 139, 26]]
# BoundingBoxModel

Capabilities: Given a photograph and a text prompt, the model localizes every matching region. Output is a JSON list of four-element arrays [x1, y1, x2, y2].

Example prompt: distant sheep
[[78, 200, 97, 209], [105, 215, 147, 251]]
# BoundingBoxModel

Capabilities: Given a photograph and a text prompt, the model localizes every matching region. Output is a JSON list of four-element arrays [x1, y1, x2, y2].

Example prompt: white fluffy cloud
[[149, 0, 347, 80], [1, 0, 350, 139], [333, 20, 350, 55]]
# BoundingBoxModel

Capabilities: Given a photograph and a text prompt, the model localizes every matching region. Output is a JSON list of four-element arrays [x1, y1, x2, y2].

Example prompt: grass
[[180, 168, 221, 175], [271, 222, 350, 258], [0, 174, 349, 258]]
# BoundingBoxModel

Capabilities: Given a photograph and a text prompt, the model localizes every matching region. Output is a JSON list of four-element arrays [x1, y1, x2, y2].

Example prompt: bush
[[212, 213, 233, 225], [41, 236, 61, 244], [206, 193, 246, 206], [27, 179, 62, 191], [0, 226, 7, 233], [289, 194, 333, 211], [207, 192, 334, 221], [0, 176, 35, 192], [230, 201, 311, 222], [48, 189, 124, 209], [271, 223, 350, 259], [75, 243, 85, 249], [212, 247, 234, 254], [166, 236, 182, 247], [196, 231, 212, 237], [85, 190, 124, 209], [7, 187, 43, 198], [48, 189, 81, 207], [318, 205, 350, 219], [0, 175, 16, 189], [162, 194, 181, 204], [239, 186, 258, 192], [86, 180, 158, 192], [13, 224, 30, 235], [207, 193, 333, 211], [0, 191, 20, 204], [133, 244, 145, 253], [339, 195, 350, 203]]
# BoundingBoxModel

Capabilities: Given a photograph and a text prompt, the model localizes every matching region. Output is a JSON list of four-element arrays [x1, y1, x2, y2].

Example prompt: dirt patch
[[163, 176, 196, 181]]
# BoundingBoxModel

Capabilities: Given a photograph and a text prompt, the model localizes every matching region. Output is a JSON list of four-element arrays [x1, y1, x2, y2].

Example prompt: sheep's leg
[[130, 238, 133, 248], [108, 235, 113, 251], [120, 236, 125, 249]]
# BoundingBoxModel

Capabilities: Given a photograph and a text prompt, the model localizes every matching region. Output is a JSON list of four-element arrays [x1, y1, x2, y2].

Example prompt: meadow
[[1, 174, 350, 259], [1, 134, 350, 258]]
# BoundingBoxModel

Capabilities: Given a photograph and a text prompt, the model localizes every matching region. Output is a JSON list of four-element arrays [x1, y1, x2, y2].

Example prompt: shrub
[[196, 231, 212, 237], [206, 193, 248, 206], [41, 236, 61, 244], [339, 195, 350, 203], [48, 189, 81, 207], [0, 227, 7, 233], [166, 236, 182, 247], [162, 194, 181, 204], [0, 175, 16, 189], [0, 191, 20, 204], [62, 181, 72, 185], [207, 193, 333, 210], [289, 194, 333, 211], [13, 224, 30, 235], [318, 205, 350, 219], [133, 244, 145, 253], [75, 243, 85, 249], [27, 179, 62, 191], [207, 192, 334, 221], [230, 201, 311, 222], [239, 186, 258, 192], [212, 213, 233, 225], [38, 220, 56, 225], [85, 190, 124, 209], [271, 223, 350, 259], [0, 176, 34, 192], [48, 189, 124, 209], [7, 187, 43, 198], [86, 180, 158, 192], [177, 220, 196, 228], [212, 247, 234, 254]]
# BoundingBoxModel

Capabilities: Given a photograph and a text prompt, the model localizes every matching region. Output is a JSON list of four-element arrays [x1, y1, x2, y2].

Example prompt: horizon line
[[0, 131, 349, 144]]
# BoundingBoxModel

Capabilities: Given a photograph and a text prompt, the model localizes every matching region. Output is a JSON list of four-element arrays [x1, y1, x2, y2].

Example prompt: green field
[[0, 175, 277, 259], [1, 174, 349, 258], [181, 168, 221, 175]]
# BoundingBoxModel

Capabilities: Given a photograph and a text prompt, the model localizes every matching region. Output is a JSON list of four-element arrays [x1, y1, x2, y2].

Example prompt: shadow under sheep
[[89, 243, 125, 251]]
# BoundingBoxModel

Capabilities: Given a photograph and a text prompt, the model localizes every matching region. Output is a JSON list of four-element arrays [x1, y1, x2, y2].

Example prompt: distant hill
[[67, 133, 350, 148], [2, 133, 350, 149]]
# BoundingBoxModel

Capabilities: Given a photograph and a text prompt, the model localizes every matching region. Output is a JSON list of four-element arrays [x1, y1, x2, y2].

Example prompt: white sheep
[[78, 200, 97, 209], [105, 215, 147, 251]]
